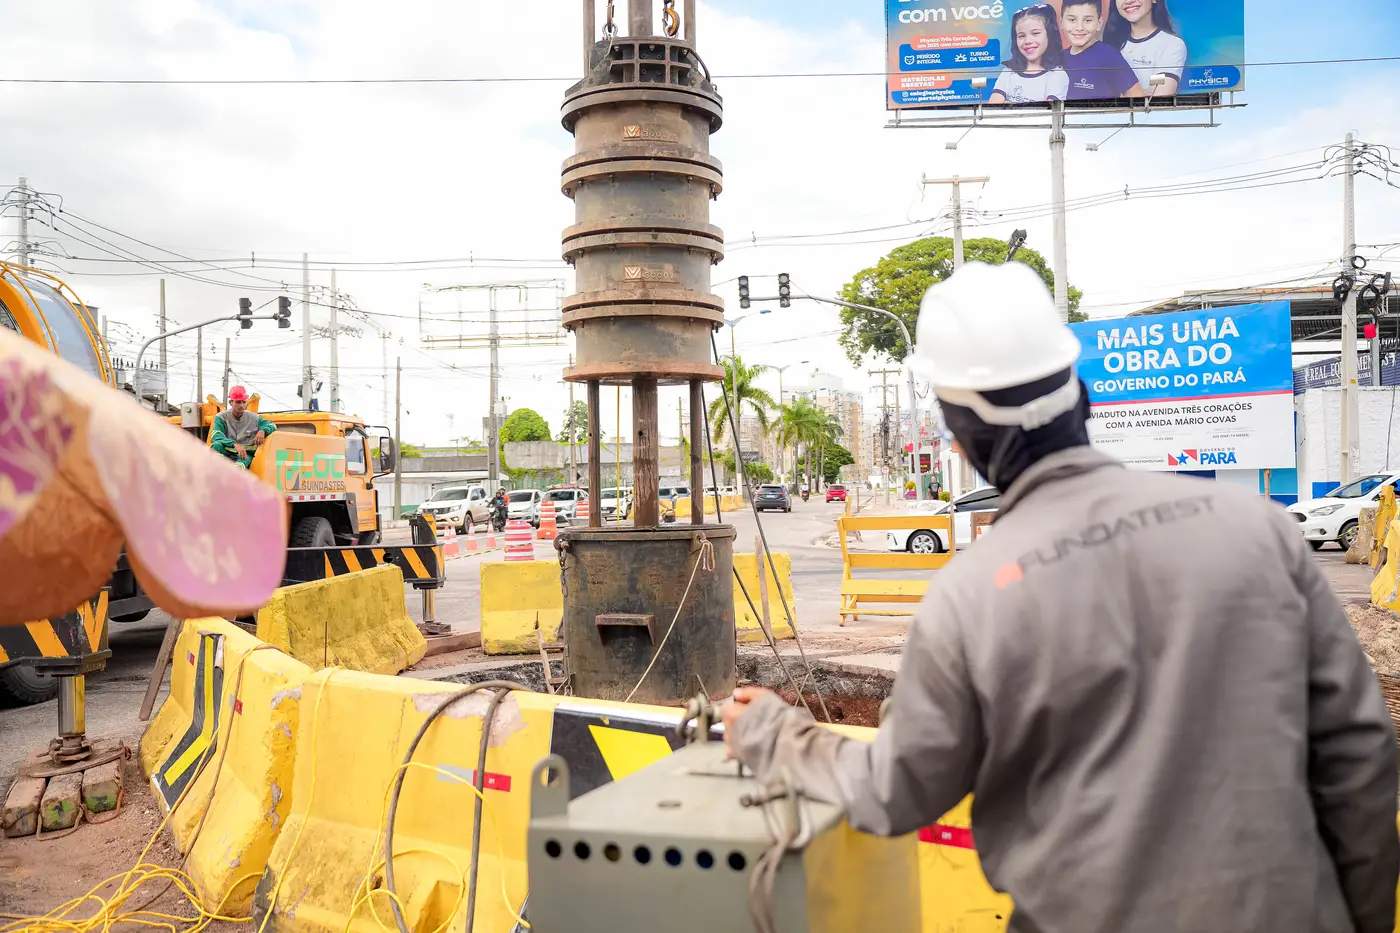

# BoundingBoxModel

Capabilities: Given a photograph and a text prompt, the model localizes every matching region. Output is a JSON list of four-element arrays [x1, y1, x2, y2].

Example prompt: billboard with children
[[1068, 302, 1295, 472], [886, 0, 1244, 109]]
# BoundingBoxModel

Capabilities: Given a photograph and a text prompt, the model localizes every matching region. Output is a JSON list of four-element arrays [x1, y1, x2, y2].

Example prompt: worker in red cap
[[210, 385, 276, 468]]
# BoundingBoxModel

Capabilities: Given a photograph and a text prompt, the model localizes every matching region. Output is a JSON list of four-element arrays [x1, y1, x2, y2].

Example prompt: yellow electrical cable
[[345, 759, 529, 933]]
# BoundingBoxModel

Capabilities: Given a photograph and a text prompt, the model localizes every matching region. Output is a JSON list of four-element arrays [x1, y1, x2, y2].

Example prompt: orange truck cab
[[177, 397, 397, 547]]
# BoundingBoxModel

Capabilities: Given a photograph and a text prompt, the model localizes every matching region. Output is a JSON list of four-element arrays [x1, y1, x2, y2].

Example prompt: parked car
[[887, 487, 1002, 554], [1287, 471, 1400, 550], [600, 486, 633, 521], [544, 487, 588, 523], [755, 484, 792, 513], [417, 484, 491, 534], [826, 483, 848, 503], [506, 488, 542, 527]]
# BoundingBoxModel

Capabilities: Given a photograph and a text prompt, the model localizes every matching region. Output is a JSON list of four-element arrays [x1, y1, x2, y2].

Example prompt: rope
[[624, 536, 714, 703]]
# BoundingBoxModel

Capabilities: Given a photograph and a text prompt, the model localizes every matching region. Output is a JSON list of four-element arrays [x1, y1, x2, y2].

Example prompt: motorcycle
[[800, 489, 810, 503], [490, 500, 508, 533]]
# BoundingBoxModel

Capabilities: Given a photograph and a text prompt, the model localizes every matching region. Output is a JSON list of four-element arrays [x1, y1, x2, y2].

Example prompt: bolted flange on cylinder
[[560, 34, 725, 387]]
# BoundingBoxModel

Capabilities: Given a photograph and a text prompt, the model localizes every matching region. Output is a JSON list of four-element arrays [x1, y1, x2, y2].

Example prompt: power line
[[1, 55, 1397, 86]]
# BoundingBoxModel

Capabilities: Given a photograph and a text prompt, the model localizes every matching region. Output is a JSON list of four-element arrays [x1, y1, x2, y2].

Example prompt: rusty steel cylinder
[[558, 526, 736, 704], [559, 19, 725, 388]]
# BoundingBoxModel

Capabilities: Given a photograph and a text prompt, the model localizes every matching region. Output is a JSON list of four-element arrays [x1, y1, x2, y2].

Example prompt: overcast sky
[[3, 0, 1398, 447]]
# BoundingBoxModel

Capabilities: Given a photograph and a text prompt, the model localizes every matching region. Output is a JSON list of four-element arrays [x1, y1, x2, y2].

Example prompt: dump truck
[[0, 262, 402, 703], [173, 399, 397, 547]]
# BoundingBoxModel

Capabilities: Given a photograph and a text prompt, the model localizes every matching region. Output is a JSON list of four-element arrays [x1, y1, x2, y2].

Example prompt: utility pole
[[329, 267, 340, 413], [921, 174, 989, 269], [871, 368, 899, 505], [1340, 132, 1359, 485], [487, 292, 500, 486], [568, 353, 578, 483], [1049, 102, 1070, 322], [381, 333, 391, 425], [678, 397, 684, 482], [301, 253, 313, 410], [394, 356, 402, 520], [158, 279, 167, 411], [222, 338, 231, 401], [15, 177, 30, 267], [195, 326, 203, 404]]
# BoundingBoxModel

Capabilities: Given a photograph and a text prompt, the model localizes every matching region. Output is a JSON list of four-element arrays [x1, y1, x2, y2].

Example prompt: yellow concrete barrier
[[672, 493, 746, 520], [1373, 515, 1400, 612], [838, 513, 956, 624], [1373, 485, 1396, 571], [480, 560, 563, 655], [257, 564, 426, 674], [733, 552, 795, 642], [140, 617, 311, 914]]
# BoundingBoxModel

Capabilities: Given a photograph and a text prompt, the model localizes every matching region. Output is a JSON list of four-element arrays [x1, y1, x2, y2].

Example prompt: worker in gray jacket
[[725, 262, 1398, 933]]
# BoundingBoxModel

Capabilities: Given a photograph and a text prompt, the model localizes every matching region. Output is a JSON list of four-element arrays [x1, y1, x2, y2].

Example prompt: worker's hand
[[234, 443, 247, 458], [723, 686, 776, 759], [254, 430, 266, 444]]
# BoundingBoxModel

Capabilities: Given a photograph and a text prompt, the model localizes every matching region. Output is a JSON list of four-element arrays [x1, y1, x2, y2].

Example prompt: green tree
[[708, 355, 777, 454], [821, 443, 854, 484], [399, 443, 423, 459], [837, 236, 1084, 367], [500, 408, 551, 443], [774, 397, 828, 487], [556, 400, 589, 443]]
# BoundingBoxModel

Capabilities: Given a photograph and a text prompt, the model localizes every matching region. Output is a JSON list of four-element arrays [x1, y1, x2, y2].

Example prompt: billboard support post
[[1050, 101, 1070, 323], [1339, 131, 1359, 485]]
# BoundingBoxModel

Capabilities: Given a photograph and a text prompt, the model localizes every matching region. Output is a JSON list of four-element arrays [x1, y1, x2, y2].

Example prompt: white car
[[1287, 472, 1400, 551], [600, 486, 633, 521], [887, 487, 1002, 554], [417, 484, 491, 533], [543, 487, 588, 523], [506, 489, 542, 527]]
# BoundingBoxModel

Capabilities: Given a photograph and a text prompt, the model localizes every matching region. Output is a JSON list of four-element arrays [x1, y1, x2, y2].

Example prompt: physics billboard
[[887, 0, 1245, 109], [1069, 303, 1294, 472]]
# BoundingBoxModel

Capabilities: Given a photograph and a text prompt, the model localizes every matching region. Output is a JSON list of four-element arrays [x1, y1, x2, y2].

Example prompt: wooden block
[[40, 772, 82, 832], [82, 760, 122, 815], [2, 777, 46, 837]]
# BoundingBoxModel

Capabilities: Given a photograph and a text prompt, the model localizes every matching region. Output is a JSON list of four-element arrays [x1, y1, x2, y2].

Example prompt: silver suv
[[417, 484, 491, 533]]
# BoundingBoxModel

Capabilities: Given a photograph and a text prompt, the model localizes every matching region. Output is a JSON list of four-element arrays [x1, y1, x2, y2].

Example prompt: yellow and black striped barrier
[[0, 590, 110, 673], [283, 544, 445, 590]]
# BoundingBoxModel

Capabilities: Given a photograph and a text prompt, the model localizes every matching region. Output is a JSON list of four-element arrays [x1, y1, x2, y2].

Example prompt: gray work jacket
[[732, 447, 1398, 933]]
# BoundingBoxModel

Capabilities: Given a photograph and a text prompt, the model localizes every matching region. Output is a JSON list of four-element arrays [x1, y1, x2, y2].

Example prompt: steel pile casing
[[558, 526, 736, 704], [560, 35, 725, 387]]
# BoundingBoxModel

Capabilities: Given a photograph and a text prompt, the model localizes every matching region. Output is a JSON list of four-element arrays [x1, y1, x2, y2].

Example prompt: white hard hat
[[911, 262, 1083, 430]]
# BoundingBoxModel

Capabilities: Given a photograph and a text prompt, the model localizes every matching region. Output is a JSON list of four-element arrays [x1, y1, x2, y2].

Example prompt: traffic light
[[276, 296, 292, 329], [738, 275, 750, 310], [238, 296, 253, 330], [778, 272, 792, 309]]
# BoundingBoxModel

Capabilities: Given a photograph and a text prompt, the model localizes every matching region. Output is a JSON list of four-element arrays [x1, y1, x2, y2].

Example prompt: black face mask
[[938, 369, 1092, 492]]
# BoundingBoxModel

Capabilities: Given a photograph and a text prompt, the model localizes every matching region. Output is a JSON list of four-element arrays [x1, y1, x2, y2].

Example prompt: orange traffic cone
[[486, 521, 498, 549], [537, 499, 558, 540], [443, 524, 461, 559], [574, 499, 590, 527], [463, 522, 477, 554]]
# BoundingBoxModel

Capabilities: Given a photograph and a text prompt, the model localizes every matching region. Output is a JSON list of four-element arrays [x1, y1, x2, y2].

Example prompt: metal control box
[[527, 741, 920, 933]]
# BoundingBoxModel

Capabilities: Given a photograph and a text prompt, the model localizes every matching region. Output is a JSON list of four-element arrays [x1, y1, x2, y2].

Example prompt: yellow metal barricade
[[837, 513, 955, 625]]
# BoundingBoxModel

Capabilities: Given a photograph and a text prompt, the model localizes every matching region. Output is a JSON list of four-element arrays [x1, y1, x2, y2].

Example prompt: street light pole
[[134, 310, 281, 401]]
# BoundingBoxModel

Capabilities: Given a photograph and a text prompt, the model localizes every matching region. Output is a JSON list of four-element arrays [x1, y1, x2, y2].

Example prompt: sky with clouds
[[2, 0, 1398, 447]]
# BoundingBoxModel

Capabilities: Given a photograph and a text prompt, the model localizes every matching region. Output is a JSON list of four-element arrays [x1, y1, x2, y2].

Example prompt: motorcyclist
[[723, 262, 1398, 933], [490, 488, 509, 530], [210, 386, 276, 468]]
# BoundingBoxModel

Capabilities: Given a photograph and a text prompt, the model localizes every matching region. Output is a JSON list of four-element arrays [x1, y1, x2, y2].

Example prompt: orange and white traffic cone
[[443, 524, 462, 559], [537, 499, 558, 540], [574, 499, 590, 527], [486, 521, 498, 549]]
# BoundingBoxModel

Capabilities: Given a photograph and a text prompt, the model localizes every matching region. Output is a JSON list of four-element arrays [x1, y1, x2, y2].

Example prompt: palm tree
[[708, 356, 777, 478], [813, 413, 844, 490], [775, 397, 826, 488]]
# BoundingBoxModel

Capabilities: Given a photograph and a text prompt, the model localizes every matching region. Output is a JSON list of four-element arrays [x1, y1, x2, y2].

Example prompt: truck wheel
[[357, 531, 382, 546], [0, 664, 58, 705], [112, 609, 151, 623], [292, 516, 336, 548]]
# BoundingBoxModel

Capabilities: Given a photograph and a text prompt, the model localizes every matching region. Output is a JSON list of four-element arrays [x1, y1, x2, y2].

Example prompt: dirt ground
[[0, 754, 244, 932], [1350, 600, 1400, 675]]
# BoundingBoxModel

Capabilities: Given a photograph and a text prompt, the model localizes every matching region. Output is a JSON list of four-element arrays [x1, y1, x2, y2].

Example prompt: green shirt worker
[[210, 385, 276, 468]]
